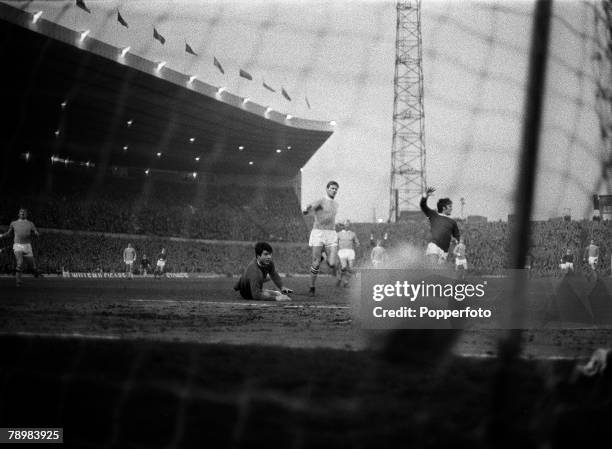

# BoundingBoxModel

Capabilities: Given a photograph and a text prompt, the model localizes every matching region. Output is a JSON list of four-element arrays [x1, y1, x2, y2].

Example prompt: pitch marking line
[[457, 352, 578, 361], [128, 299, 350, 309], [0, 331, 121, 340]]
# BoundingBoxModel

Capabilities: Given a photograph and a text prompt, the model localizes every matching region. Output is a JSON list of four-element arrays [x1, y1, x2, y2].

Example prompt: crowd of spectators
[[0, 166, 308, 242], [0, 232, 310, 275], [1, 220, 608, 277], [356, 219, 611, 277], [1, 166, 610, 276]]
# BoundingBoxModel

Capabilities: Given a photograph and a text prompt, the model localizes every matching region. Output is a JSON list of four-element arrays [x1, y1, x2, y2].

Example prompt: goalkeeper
[[234, 242, 293, 301]]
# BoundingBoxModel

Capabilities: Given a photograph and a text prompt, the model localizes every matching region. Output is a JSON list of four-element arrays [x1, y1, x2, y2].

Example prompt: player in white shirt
[[583, 240, 599, 271], [371, 240, 387, 267], [0, 208, 41, 286], [303, 181, 339, 297], [123, 243, 136, 279], [336, 219, 360, 287], [453, 237, 468, 271]]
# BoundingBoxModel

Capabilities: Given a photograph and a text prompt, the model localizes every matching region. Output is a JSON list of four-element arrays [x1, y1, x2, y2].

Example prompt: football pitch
[[1, 276, 612, 448], [1, 276, 611, 356]]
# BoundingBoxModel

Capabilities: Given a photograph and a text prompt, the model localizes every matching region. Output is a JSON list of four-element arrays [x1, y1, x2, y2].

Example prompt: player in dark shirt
[[154, 248, 167, 279], [140, 254, 151, 276], [234, 242, 293, 301], [420, 187, 460, 264], [560, 249, 575, 273]]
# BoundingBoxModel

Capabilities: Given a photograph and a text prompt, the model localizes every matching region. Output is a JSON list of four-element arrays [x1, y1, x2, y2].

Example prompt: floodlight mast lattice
[[389, 0, 426, 222]]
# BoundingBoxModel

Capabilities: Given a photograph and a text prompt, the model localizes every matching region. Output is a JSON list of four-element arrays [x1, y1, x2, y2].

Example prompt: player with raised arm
[[0, 208, 42, 286], [336, 219, 360, 287], [154, 247, 167, 279], [123, 243, 136, 279], [303, 181, 339, 297], [583, 240, 599, 272], [234, 242, 293, 301], [420, 187, 460, 265]]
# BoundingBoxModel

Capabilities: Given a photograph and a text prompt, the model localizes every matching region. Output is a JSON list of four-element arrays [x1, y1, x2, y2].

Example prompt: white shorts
[[560, 262, 574, 270], [588, 256, 598, 266], [156, 260, 166, 269], [13, 243, 33, 257], [455, 257, 468, 269], [309, 229, 338, 248], [125, 261, 134, 267], [425, 242, 447, 262], [338, 249, 356, 264]]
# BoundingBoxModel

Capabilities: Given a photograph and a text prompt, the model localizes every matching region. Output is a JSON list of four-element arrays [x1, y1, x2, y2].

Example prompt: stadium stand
[[0, 165, 308, 242]]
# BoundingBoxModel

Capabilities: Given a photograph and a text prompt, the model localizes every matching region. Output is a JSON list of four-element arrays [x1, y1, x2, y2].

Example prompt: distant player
[[0, 208, 41, 286], [525, 247, 535, 279], [234, 242, 293, 301], [140, 254, 151, 276], [154, 247, 167, 279], [560, 249, 575, 273], [123, 243, 136, 279], [420, 187, 460, 264], [336, 219, 360, 287], [371, 240, 387, 267], [303, 181, 339, 297], [583, 240, 599, 271], [370, 231, 388, 247], [453, 236, 468, 272]]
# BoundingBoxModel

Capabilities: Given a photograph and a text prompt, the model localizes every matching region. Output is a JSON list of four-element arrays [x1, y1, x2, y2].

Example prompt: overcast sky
[[7, 0, 609, 221]]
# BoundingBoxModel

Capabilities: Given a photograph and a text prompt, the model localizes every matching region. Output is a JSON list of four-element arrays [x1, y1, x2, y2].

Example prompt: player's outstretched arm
[[0, 225, 14, 240], [420, 187, 436, 212]]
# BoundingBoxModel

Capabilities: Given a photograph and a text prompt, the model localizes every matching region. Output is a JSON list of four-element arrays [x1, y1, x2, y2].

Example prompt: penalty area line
[[128, 299, 350, 309], [0, 331, 122, 341], [457, 352, 578, 361]]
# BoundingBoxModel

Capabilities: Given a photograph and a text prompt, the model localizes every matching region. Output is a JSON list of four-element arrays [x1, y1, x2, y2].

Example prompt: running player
[[0, 208, 41, 286], [154, 247, 167, 279], [420, 187, 460, 264], [303, 181, 339, 296], [453, 236, 468, 272], [583, 240, 599, 271], [123, 243, 136, 279], [371, 240, 387, 267], [233, 242, 293, 301], [336, 219, 360, 287]]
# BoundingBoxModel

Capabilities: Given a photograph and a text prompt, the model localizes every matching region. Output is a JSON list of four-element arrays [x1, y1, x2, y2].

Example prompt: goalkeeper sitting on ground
[[234, 242, 293, 301]]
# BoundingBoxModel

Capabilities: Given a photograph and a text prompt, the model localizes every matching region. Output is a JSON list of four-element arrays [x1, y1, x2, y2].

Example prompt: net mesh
[[1, 0, 612, 447]]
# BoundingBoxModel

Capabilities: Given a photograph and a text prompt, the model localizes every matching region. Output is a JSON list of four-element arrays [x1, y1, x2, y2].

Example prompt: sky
[[5, 0, 609, 222]]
